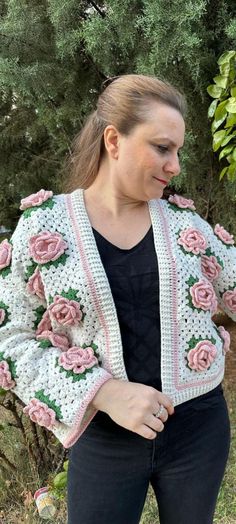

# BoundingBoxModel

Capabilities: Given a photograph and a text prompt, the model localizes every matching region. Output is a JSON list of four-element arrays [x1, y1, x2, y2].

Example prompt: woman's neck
[[84, 177, 146, 219]]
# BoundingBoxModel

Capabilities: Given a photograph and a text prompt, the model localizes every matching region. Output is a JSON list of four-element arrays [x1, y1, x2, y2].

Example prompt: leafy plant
[[207, 50, 236, 182], [49, 459, 68, 500]]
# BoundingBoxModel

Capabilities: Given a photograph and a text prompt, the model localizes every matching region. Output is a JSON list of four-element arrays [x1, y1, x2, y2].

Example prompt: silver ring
[[154, 404, 165, 418]]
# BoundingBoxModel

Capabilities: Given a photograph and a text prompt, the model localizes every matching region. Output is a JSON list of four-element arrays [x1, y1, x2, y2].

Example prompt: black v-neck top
[[93, 226, 162, 391]]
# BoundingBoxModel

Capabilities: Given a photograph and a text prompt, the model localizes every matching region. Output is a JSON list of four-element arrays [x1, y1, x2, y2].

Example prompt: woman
[[0, 75, 235, 524]]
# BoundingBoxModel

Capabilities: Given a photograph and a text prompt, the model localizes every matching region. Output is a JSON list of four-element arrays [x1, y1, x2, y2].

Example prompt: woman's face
[[107, 101, 185, 202]]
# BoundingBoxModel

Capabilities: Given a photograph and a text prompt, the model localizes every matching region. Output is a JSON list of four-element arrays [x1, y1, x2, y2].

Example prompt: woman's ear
[[103, 125, 120, 159]]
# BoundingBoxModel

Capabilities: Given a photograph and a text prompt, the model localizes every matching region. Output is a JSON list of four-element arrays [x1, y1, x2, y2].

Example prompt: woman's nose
[[164, 155, 180, 177]]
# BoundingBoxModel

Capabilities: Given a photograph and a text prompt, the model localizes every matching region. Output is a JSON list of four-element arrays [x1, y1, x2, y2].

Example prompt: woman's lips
[[154, 177, 168, 186]]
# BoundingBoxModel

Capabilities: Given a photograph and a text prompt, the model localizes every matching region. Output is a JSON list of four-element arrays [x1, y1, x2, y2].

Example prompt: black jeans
[[67, 387, 230, 524]]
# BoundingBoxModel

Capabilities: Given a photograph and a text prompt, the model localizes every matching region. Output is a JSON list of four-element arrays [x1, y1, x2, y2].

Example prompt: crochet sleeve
[[195, 214, 236, 322], [0, 214, 112, 448]]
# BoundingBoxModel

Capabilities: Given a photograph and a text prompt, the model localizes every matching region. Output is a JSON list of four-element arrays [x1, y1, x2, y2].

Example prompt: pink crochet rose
[[190, 280, 218, 313], [36, 310, 52, 336], [222, 289, 236, 313], [201, 255, 222, 282], [0, 361, 15, 389], [27, 267, 45, 300], [187, 341, 217, 371], [168, 194, 196, 210], [59, 346, 98, 373], [214, 224, 234, 245], [0, 239, 12, 270], [37, 330, 70, 351], [218, 326, 231, 355], [29, 231, 67, 265], [0, 308, 6, 326], [48, 296, 83, 326], [178, 228, 207, 255], [23, 398, 56, 430], [20, 189, 53, 210]]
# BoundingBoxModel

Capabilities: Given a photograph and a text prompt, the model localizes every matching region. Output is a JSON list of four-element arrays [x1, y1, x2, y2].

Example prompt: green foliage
[[207, 50, 236, 182], [0, 0, 236, 233], [50, 459, 68, 499]]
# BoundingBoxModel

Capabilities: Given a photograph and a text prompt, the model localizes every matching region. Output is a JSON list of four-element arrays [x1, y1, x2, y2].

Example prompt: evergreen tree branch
[[0, 33, 51, 58], [22, 148, 61, 165], [88, 1, 105, 18]]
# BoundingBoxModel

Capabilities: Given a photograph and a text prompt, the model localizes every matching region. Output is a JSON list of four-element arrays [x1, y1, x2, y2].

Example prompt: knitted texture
[[0, 189, 235, 447]]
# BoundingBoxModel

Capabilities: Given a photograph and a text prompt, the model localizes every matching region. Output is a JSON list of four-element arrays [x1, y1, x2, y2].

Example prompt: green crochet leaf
[[22, 198, 55, 218], [8, 359, 17, 379], [179, 246, 199, 257], [82, 342, 99, 359], [216, 256, 224, 269], [60, 288, 81, 301], [35, 389, 62, 420], [0, 267, 12, 279], [40, 252, 69, 270], [0, 387, 6, 397], [25, 260, 38, 281], [187, 335, 216, 350], [168, 203, 195, 214], [38, 338, 52, 349], [0, 302, 10, 326], [186, 275, 198, 287], [33, 305, 47, 329], [221, 282, 236, 294], [0, 301, 9, 311]]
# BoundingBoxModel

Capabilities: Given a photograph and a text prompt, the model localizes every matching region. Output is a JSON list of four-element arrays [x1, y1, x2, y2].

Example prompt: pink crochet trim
[[66, 194, 112, 372]]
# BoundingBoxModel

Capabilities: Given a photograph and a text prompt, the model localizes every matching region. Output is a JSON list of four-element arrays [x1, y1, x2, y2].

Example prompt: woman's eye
[[156, 145, 168, 154]]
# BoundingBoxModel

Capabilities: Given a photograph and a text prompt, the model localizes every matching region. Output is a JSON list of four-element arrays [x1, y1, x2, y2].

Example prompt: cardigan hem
[[62, 372, 113, 448]]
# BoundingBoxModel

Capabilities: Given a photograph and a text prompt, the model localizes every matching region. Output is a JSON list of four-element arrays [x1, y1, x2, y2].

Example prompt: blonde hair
[[64, 74, 186, 192]]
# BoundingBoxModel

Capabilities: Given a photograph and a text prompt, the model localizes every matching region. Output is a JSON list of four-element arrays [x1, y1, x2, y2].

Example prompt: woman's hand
[[91, 379, 174, 440]]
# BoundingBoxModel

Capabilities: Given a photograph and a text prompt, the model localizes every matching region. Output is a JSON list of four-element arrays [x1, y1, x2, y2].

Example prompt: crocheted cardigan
[[0, 189, 235, 448]]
